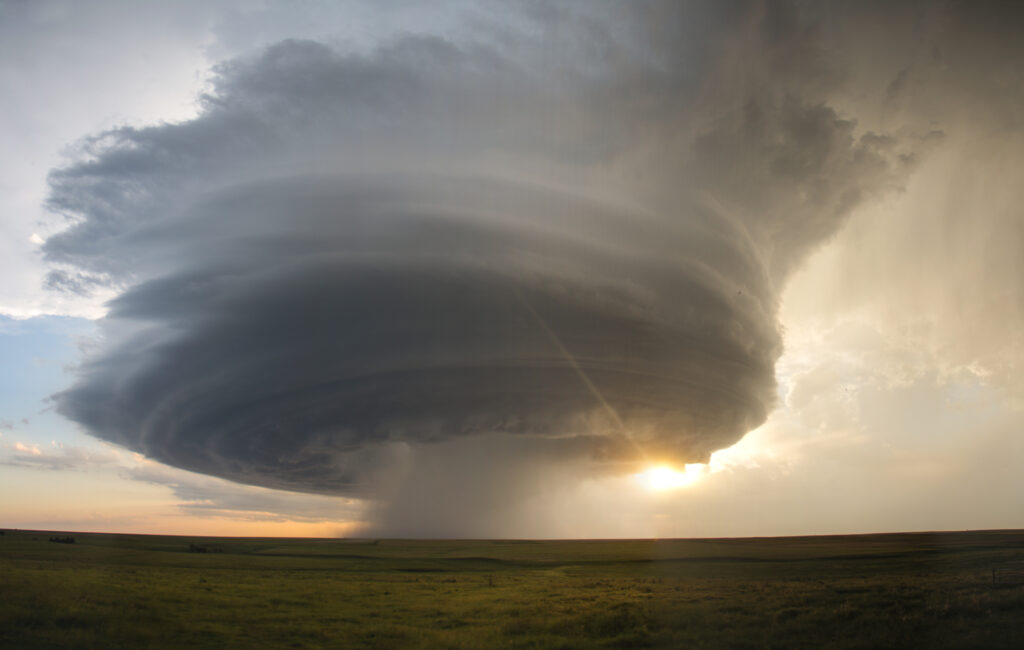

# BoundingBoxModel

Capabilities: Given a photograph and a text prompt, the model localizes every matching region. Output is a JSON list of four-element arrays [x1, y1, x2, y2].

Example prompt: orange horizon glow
[[0, 514, 366, 539]]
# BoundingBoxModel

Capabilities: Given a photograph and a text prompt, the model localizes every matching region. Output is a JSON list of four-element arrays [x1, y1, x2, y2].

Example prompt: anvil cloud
[[46, 3, 917, 506]]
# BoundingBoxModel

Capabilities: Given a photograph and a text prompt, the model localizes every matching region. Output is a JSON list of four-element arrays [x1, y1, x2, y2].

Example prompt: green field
[[3, 528, 1024, 648]]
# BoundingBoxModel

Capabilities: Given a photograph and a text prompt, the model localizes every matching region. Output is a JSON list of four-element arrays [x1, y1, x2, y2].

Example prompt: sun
[[637, 464, 706, 491]]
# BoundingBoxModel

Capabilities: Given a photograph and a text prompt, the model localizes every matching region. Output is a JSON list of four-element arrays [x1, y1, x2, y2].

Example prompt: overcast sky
[[1, 0, 1022, 538]]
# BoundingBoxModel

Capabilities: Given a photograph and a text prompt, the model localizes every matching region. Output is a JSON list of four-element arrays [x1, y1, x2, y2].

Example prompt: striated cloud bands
[[46, 3, 917, 513]]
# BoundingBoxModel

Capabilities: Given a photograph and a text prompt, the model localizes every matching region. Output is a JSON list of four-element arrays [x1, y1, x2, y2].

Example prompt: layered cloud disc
[[45, 9, 916, 497], [57, 174, 781, 493]]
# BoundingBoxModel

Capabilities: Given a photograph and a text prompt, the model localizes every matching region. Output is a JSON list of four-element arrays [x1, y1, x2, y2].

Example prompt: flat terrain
[[3, 528, 1024, 648]]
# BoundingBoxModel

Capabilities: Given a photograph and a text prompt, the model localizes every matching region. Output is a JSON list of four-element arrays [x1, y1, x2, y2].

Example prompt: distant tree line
[[188, 543, 222, 553], [49, 536, 75, 544]]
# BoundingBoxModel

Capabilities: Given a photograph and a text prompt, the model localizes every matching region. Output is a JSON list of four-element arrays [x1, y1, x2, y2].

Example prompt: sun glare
[[637, 464, 706, 491]]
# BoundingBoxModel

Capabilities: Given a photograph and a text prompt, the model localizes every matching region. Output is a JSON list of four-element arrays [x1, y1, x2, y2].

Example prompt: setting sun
[[637, 464, 707, 491]]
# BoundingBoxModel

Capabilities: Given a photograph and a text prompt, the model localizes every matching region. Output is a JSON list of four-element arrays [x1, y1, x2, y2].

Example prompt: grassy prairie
[[2, 529, 1024, 648]]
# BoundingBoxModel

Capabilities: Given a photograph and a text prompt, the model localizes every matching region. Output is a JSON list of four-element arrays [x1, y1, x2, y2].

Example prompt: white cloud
[[12, 441, 41, 456], [4, 440, 118, 468]]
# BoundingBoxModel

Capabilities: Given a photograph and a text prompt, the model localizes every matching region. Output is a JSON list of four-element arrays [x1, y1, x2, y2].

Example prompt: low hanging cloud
[[2, 440, 120, 471], [126, 460, 363, 524], [45, 2, 921, 528]]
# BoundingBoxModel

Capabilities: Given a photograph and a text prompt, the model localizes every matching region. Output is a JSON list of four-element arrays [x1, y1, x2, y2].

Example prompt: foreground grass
[[2, 530, 1024, 648]]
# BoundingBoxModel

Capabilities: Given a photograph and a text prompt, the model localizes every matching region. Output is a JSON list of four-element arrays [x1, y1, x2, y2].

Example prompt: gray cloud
[[125, 462, 362, 523], [1, 442, 119, 471], [46, 2, 919, 528], [43, 269, 107, 297], [779, 0, 1024, 398]]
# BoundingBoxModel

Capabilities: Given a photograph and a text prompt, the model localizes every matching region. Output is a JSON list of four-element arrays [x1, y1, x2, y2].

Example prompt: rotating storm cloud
[[40, 3, 932, 532]]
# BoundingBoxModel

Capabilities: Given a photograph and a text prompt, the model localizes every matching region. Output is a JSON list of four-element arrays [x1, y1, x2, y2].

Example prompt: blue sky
[[0, 315, 94, 443]]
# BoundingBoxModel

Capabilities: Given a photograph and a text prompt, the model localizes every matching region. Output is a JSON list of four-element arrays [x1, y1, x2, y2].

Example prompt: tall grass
[[2, 529, 1023, 648]]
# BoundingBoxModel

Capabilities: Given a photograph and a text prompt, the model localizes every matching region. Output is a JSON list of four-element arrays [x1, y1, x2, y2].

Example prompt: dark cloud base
[[57, 178, 777, 495]]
